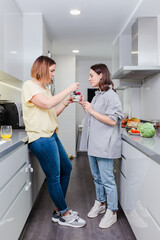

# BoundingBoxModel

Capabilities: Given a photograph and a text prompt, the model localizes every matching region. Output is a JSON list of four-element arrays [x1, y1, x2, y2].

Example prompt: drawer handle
[[25, 164, 34, 173], [25, 182, 32, 191]]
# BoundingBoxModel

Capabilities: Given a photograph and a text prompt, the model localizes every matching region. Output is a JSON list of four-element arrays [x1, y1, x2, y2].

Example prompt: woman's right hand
[[68, 82, 79, 93]]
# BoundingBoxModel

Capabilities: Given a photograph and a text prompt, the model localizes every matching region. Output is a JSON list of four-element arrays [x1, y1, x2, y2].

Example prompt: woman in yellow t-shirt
[[22, 55, 86, 228]]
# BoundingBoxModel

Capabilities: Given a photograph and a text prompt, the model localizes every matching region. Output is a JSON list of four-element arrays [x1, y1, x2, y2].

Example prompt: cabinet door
[[3, 11, 23, 80], [28, 151, 45, 205], [0, 144, 28, 189], [0, 185, 31, 240], [147, 159, 160, 225], [0, 163, 27, 220]]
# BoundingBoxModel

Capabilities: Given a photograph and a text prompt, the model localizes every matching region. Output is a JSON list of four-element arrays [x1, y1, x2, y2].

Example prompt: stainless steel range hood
[[112, 65, 160, 80], [112, 17, 160, 80]]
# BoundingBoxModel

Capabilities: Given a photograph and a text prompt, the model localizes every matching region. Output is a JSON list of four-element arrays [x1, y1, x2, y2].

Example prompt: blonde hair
[[31, 55, 56, 83]]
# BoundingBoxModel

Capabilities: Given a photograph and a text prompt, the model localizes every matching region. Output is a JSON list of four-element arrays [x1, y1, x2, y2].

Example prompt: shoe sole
[[99, 218, 117, 229], [87, 209, 106, 218], [52, 217, 59, 223], [58, 220, 86, 228]]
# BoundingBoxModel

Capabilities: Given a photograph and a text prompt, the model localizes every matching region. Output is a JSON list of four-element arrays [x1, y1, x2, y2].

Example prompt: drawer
[[121, 157, 126, 177], [0, 163, 28, 220], [0, 184, 31, 240], [0, 144, 28, 190], [119, 172, 126, 212], [114, 158, 126, 177]]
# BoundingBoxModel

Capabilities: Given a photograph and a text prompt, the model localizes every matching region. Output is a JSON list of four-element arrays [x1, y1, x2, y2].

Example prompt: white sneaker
[[99, 209, 117, 228], [58, 211, 86, 228], [52, 210, 78, 223], [88, 200, 106, 218]]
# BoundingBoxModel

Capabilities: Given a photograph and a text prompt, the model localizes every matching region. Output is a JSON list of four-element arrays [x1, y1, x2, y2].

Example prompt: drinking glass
[[1, 125, 12, 139]]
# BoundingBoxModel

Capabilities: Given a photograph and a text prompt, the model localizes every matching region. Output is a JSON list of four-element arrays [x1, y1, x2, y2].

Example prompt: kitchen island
[[0, 129, 45, 240], [114, 128, 160, 240]]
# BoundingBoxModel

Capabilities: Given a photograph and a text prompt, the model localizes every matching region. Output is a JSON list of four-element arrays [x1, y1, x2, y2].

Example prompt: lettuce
[[138, 122, 156, 138]]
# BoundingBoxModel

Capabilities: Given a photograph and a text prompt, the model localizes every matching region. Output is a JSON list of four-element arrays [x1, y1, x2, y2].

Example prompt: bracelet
[[62, 102, 68, 107]]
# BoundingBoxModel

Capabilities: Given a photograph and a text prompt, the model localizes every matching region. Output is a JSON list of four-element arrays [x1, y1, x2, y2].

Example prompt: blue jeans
[[29, 133, 72, 214], [88, 155, 118, 211]]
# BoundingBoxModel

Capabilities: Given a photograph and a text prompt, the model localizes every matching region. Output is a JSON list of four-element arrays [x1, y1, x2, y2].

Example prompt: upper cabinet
[[112, 17, 160, 81], [0, 0, 23, 81]]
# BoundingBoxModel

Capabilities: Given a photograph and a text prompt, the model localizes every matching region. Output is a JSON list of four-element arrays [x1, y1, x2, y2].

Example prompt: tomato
[[131, 128, 136, 133], [131, 128, 140, 133], [135, 130, 140, 133]]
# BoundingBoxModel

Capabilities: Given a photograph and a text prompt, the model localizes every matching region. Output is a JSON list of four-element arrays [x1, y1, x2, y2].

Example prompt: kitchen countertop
[[0, 129, 28, 160], [122, 128, 160, 164]]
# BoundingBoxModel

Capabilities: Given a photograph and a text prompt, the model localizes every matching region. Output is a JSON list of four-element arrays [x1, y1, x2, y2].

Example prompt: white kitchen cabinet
[[0, 0, 23, 80], [0, 143, 45, 240], [120, 140, 160, 240], [114, 157, 126, 211]]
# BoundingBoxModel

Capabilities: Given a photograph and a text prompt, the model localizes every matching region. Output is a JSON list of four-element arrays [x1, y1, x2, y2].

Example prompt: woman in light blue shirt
[[80, 64, 123, 229]]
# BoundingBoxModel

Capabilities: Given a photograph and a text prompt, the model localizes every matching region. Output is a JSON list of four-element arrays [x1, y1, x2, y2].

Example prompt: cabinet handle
[[25, 182, 32, 191], [25, 164, 33, 173], [25, 185, 29, 191]]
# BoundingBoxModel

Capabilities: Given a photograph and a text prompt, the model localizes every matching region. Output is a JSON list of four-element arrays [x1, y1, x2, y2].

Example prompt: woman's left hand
[[83, 101, 94, 114]]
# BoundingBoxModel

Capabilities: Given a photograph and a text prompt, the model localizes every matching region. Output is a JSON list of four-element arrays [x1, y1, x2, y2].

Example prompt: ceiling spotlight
[[10, 51, 17, 54], [72, 50, 79, 53], [70, 9, 81, 15]]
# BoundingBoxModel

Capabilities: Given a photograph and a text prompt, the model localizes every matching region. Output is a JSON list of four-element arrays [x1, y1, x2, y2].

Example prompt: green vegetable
[[138, 122, 156, 138]]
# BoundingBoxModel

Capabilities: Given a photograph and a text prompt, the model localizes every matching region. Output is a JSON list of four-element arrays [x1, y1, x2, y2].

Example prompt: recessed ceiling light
[[10, 51, 17, 54], [72, 50, 79, 53], [70, 9, 81, 15]]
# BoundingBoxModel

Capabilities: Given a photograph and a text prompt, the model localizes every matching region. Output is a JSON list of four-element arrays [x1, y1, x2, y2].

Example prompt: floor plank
[[20, 152, 136, 240]]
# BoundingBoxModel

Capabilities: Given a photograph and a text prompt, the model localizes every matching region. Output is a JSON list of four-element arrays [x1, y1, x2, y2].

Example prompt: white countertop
[[0, 129, 28, 160], [122, 128, 160, 164]]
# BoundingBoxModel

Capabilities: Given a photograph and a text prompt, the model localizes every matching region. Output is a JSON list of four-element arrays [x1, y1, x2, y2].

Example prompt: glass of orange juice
[[1, 125, 12, 139]]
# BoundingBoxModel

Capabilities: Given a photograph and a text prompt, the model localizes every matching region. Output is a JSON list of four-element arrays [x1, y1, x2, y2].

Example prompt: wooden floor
[[20, 152, 136, 240]]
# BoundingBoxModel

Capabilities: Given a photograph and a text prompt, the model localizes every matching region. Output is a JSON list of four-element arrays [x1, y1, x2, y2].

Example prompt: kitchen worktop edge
[[0, 129, 28, 160], [122, 128, 160, 165]]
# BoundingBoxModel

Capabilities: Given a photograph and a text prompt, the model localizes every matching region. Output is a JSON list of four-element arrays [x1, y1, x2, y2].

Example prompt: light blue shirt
[[80, 89, 123, 158]]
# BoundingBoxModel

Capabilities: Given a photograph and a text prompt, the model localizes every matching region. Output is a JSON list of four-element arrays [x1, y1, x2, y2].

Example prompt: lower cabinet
[[116, 140, 160, 240], [0, 144, 45, 240]]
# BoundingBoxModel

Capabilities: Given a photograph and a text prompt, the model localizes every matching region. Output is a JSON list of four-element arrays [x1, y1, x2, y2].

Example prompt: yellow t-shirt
[[22, 80, 58, 143]]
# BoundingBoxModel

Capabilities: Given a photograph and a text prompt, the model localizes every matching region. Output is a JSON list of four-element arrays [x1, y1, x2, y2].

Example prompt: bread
[[126, 121, 140, 128]]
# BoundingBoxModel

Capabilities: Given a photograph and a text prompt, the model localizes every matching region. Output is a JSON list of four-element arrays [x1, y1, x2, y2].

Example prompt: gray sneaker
[[52, 210, 78, 223], [58, 212, 86, 228]]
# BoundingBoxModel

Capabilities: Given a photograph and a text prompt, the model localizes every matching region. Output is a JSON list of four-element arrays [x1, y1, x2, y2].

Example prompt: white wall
[[76, 56, 112, 130], [141, 73, 160, 120], [54, 55, 76, 156]]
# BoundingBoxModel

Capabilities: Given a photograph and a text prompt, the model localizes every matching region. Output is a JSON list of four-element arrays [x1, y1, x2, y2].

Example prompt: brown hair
[[90, 64, 114, 91], [31, 55, 56, 83]]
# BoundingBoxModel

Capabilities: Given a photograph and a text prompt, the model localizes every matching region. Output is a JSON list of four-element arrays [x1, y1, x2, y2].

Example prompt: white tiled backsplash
[[117, 72, 160, 121]]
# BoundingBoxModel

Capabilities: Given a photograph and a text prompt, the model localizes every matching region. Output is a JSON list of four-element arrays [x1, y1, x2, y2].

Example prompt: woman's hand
[[63, 97, 73, 106], [79, 94, 85, 106], [68, 82, 79, 93], [83, 101, 94, 114]]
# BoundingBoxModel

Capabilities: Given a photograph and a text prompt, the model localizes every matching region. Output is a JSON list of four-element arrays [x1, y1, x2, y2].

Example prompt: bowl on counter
[[150, 120, 160, 129]]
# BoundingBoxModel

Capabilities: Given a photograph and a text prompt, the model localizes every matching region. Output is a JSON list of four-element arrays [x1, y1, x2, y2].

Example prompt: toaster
[[0, 100, 24, 129]]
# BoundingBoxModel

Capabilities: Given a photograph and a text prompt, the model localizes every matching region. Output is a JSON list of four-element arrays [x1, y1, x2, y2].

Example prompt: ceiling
[[14, 0, 160, 59]]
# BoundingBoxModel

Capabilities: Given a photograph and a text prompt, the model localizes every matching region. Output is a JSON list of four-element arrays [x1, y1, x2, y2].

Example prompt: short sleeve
[[22, 81, 41, 104], [105, 92, 123, 122]]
